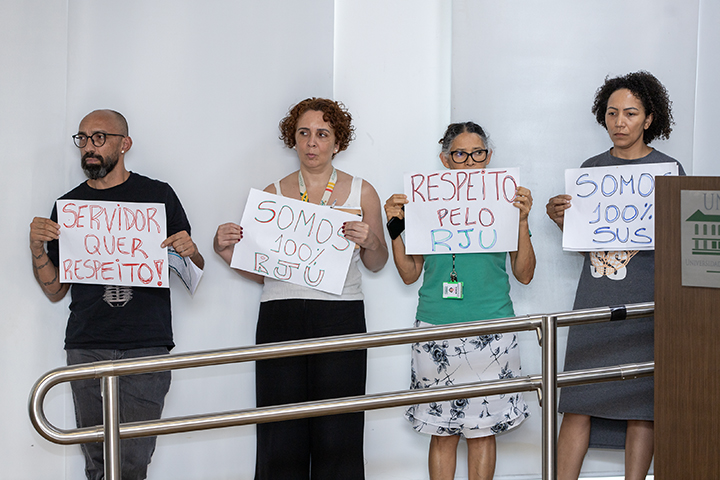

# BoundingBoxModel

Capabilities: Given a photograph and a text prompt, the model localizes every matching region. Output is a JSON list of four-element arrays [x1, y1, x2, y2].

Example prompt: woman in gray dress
[[546, 71, 685, 480]]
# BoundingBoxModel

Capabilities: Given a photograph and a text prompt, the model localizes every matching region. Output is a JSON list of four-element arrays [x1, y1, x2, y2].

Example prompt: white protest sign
[[562, 162, 678, 251], [57, 200, 169, 288], [403, 168, 520, 254], [231, 189, 358, 295]]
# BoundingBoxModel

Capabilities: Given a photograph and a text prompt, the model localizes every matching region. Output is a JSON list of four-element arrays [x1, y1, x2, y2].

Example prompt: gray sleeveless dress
[[558, 149, 685, 448]]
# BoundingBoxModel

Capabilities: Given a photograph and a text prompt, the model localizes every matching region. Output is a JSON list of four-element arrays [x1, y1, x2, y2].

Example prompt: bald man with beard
[[30, 110, 204, 479]]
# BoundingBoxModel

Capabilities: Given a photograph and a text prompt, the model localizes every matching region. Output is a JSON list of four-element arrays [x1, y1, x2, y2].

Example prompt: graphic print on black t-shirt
[[102, 285, 133, 307]]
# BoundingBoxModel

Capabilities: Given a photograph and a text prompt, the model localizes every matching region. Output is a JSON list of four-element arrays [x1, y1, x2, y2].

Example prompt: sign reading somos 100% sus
[[231, 189, 359, 295], [562, 162, 679, 251], [57, 200, 169, 288], [403, 168, 521, 255]]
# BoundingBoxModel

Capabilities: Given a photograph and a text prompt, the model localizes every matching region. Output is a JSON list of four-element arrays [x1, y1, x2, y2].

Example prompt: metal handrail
[[29, 302, 655, 480]]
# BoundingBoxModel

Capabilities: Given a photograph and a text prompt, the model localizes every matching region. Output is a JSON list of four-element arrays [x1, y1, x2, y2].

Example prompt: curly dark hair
[[279, 98, 355, 154], [591, 71, 673, 144], [438, 122, 490, 154]]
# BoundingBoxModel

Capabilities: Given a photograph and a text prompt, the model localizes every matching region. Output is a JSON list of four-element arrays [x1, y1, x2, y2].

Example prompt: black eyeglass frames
[[72, 132, 125, 148], [449, 149, 488, 164]]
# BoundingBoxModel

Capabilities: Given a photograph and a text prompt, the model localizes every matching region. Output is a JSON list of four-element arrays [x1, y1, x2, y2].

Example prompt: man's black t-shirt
[[47, 172, 191, 350]]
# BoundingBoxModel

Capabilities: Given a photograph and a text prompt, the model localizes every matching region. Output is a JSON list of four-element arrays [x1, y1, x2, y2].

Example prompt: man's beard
[[82, 152, 118, 180]]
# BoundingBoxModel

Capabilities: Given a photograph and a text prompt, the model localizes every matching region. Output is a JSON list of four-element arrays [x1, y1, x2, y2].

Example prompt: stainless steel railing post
[[541, 314, 558, 480], [102, 376, 121, 480]]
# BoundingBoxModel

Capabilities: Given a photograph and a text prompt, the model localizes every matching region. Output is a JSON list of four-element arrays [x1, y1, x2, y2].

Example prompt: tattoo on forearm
[[32, 256, 59, 290], [33, 257, 52, 271], [42, 269, 59, 287]]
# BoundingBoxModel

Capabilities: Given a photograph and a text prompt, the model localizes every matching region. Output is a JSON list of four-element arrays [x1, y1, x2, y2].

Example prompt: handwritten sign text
[[57, 200, 168, 287], [562, 162, 678, 251], [231, 189, 358, 294], [403, 168, 520, 254]]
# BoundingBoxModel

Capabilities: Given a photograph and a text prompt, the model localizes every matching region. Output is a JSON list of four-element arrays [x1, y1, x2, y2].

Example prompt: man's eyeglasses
[[449, 149, 489, 164], [72, 132, 125, 148]]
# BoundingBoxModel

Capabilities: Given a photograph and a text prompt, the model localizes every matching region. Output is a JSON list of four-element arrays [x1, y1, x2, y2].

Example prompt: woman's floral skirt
[[405, 320, 530, 438]]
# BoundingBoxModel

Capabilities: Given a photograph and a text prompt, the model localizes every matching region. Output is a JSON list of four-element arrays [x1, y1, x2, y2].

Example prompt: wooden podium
[[654, 176, 720, 479]]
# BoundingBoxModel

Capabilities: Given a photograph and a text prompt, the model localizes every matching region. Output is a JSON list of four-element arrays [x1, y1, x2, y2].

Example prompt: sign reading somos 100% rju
[[231, 189, 359, 295]]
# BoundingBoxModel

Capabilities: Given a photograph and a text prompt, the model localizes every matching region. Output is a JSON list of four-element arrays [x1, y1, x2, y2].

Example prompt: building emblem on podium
[[681, 191, 720, 288], [686, 210, 720, 256]]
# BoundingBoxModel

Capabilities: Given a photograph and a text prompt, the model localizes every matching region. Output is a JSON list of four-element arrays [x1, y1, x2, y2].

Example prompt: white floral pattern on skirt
[[405, 320, 530, 438]]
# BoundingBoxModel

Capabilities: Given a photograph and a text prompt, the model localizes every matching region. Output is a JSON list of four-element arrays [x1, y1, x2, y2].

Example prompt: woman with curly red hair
[[214, 97, 387, 479]]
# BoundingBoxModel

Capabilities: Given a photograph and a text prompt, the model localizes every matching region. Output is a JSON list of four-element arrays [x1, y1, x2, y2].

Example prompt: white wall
[[1, 0, 71, 476], [334, 2, 452, 478], [694, 0, 720, 176], [1, 1, 719, 479]]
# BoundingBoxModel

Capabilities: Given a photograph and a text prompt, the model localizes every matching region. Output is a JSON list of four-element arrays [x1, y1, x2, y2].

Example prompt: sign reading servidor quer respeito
[[403, 168, 521, 255], [562, 163, 679, 251], [57, 199, 169, 288], [231, 189, 358, 295]]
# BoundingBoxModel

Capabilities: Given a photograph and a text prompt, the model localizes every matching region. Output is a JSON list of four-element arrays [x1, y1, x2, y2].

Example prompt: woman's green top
[[416, 252, 514, 325]]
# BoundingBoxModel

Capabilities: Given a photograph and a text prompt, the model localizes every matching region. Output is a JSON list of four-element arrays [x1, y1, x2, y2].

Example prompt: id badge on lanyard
[[442, 254, 463, 299]]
